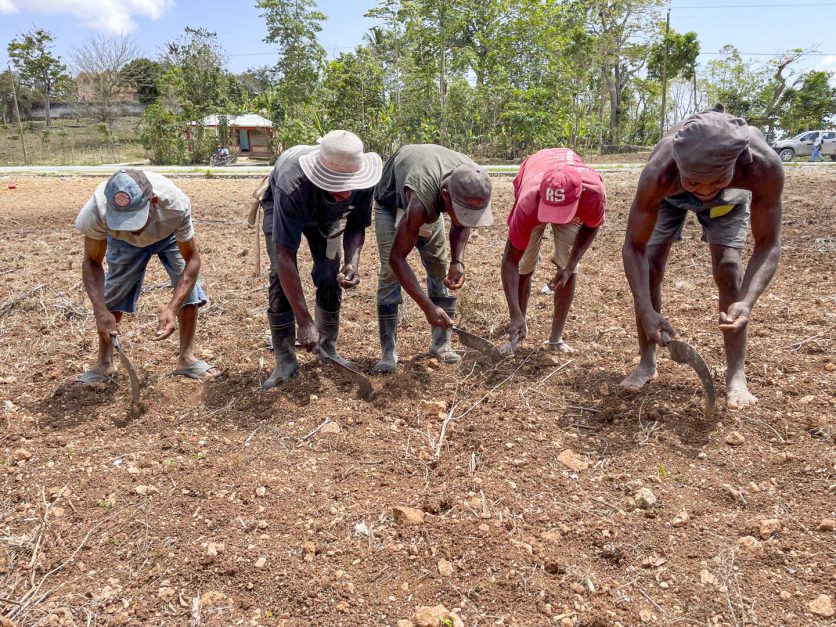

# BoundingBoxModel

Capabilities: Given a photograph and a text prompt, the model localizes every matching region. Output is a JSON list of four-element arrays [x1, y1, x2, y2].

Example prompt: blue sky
[[0, 0, 834, 80]]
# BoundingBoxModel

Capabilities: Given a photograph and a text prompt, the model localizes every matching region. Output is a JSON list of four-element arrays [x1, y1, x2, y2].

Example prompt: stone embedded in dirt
[[397, 621, 415, 627], [557, 449, 590, 472], [798, 395, 815, 404], [825, 362, 836, 372], [320, 421, 342, 434], [254, 556, 267, 569], [759, 518, 782, 540], [539, 353, 562, 367], [621, 497, 637, 512], [809, 594, 834, 618], [737, 535, 764, 558], [635, 488, 657, 509], [134, 485, 158, 496], [437, 559, 454, 577], [639, 609, 653, 623], [700, 570, 718, 586], [413, 605, 463, 627], [818, 518, 835, 532], [303, 541, 316, 562], [725, 431, 745, 446], [255, 486, 267, 498], [11, 448, 31, 462], [200, 590, 227, 607], [780, 590, 792, 601], [207, 542, 224, 558], [158, 586, 176, 601], [671, 510, 689, 528], [393, 506, 425, 526]]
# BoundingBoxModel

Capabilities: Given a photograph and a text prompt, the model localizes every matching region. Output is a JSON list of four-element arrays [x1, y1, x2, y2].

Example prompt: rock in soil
[[808, 594, 833, 618], [437, 559, 454, 576], [393, 506, 425, 526], [414, 605, 463, 627], [671, 510, 689, 527], [759, 518, 781, 540], [737, 535, 764, 558], [635, 487, 657, 509], [557, 449, 590, 472], [725, 431, 745, 446], [818, 518, 835, 532]]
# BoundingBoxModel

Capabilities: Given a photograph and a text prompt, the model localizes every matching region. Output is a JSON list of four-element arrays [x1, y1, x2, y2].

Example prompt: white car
[[772, 130, 836, 161]]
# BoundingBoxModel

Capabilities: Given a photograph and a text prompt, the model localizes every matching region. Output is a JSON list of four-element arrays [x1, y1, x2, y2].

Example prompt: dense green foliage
[[1, 3, 833, 164]]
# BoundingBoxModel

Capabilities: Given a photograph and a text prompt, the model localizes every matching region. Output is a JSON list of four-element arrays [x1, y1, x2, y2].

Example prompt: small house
[[191, 114, 274, 156]]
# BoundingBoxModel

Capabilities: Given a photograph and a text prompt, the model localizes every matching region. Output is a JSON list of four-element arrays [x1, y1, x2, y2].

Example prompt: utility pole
[[8, 63, 28, 164], [659, 7, 671, 139]]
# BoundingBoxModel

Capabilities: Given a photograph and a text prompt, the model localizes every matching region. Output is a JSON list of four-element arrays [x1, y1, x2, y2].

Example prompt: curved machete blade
[[112, 336, 141, 407], [666, 338, 716, 419], [452, 327, 502, 363]]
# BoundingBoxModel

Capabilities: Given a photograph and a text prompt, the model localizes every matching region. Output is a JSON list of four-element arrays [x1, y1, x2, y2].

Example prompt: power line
[[673, 2, 836, 7]]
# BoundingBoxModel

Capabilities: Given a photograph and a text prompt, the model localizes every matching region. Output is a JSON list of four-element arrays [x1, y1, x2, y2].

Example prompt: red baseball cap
[[537, 166, 583, 224]]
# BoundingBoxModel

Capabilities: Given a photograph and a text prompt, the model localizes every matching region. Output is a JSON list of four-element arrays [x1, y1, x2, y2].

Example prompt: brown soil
[[0, 169, 833, 627]]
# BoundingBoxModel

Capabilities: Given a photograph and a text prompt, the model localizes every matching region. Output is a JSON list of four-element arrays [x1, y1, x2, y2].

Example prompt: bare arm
[[81, 236, 117, 342], [339, 223, 365, 288], [445, 224, 471, 289], [721, 149, 784, 331], [155, 237, 202, 340], [501, 240, 526, 339], [389, 190, 452, 328], [622, 162, 677, 345]]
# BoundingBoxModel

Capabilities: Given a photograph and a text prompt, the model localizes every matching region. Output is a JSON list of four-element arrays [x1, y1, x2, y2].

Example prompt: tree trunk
[[44, 85, 52, 126]]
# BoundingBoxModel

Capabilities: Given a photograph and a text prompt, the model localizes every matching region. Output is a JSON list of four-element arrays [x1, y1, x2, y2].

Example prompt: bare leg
[[91, 312, 122, 375], [710, 244, 757, 408], [176, 304, 219, 378], [621, 242, 672, 389], [518, 272, 533, 317], [547, 271, 577, 352]]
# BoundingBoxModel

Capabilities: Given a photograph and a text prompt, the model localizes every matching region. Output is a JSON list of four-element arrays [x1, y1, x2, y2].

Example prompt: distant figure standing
[[810, 132, 824, 162]]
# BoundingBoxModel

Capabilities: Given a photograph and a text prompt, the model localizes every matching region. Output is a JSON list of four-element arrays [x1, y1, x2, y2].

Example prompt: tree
[[0, 69, 35, 124], [257, 0, 326, 128], [7, 29, 70, 126], [779, 70, 836, 136], [160, 27, 235, 119], [586, 0, 664, 147], [120, 58, 164, 105], [319, 46, 390, 153], [71, 34, 138, 123]]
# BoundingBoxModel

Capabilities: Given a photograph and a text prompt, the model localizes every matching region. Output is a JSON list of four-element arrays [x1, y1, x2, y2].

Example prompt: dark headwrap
[[672, 103, 751, 182]]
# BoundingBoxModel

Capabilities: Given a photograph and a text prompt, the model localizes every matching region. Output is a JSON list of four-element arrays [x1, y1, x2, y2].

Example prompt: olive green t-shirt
[[374, 144, 475, 224]]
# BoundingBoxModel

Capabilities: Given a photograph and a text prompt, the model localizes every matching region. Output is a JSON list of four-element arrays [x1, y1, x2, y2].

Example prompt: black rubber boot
[[262, 311, 299, 389], [315, 306, 353, 368], [373, 303, 399, 373], [429, 295, 461, 364]]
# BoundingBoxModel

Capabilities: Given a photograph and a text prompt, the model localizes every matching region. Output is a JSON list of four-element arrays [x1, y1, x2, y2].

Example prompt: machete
[[452, 326, 502, 363], [315, 347, 373, 400], [112, 335, 141, 407], [662, 332, 716, 419]]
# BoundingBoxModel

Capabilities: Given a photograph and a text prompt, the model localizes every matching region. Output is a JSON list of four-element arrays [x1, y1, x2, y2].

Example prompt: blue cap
[[104, 169, 153, 232]]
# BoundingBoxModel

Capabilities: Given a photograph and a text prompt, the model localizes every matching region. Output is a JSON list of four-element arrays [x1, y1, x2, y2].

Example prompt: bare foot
[[620, 364, 658, 390], [726, 384, 757, 409], [544, 340, 576, 354]]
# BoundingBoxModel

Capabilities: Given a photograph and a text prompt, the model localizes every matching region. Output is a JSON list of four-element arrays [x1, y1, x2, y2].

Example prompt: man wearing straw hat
[[373, 144, 493, 373], [260, 130, 382, 389]]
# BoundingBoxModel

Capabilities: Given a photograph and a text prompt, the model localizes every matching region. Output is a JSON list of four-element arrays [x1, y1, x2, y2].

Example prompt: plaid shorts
[[104, 234, 206, 313]]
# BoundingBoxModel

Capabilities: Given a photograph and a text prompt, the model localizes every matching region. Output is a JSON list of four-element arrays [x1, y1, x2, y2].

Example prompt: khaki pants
[[518, 222, 581, 275]]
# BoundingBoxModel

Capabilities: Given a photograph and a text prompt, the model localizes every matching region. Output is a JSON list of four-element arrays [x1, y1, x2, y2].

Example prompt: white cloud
[[3, 0, 173, 34], [0, 0, 20, 14]]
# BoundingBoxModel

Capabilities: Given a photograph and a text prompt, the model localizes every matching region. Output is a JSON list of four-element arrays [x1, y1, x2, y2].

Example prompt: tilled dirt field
[[0, 169, 834, 627]]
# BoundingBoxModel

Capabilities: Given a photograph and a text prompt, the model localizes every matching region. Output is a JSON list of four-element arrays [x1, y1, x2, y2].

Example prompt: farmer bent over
[[373, 144, 493, 373], [260, 130, 382, 389], [621, 104, 784, 408], [502, 148, 606, 352], [76, 169, 217, 382]]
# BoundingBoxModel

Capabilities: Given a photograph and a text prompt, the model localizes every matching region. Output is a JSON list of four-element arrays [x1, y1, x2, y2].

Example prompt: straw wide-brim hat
[[299, 130, 383, 192]]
